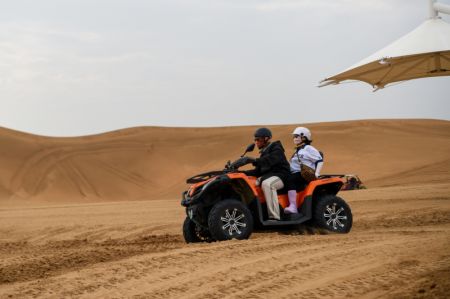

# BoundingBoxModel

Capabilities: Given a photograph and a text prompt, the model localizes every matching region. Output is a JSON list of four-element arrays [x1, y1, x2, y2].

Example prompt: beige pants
[[261, 176, 284, 220]]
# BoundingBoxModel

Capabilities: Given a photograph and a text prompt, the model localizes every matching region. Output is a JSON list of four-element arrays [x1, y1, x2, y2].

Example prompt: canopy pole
[[429, 0, 438, 18], [430, 0, 450, 18], [434, 2, 450, 15]]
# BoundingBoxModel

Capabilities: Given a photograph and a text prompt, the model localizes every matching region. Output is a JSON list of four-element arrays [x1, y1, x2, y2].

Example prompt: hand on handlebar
[[241, 156, 256, 165], [230, 156, 256, 169]]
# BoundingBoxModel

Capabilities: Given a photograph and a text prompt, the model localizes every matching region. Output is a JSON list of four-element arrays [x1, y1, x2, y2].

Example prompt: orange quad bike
[[181, 144, 353, 243]]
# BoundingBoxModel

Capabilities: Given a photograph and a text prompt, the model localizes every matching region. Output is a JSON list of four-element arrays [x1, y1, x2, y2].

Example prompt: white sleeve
[[305, 146, 323, 164], [305, 146, 323, 176], [315, 161, 323, 177]]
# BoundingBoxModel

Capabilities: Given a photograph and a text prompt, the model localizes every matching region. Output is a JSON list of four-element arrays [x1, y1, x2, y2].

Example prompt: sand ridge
[[1, 119, 449, 203]]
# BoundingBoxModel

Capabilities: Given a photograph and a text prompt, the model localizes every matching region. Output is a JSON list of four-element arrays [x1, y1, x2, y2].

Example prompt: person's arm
[[315, 161, 323, 177], [242, 159, 260, 176], [243, 167, 259, 177], [254, 147, 285, 173], [305, 147, 322, 162], [305, 146, 324, 176]]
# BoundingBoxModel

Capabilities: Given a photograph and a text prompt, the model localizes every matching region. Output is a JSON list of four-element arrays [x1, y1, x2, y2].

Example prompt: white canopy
[[320, 17, 450, 91]]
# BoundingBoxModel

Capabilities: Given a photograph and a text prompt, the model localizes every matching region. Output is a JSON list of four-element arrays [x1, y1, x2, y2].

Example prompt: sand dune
[[1, 119, 449, 203], [0, 119, 449, 298]]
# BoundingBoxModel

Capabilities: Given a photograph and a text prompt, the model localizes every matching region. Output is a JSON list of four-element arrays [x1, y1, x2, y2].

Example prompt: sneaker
[[284, 206, 299, 214]]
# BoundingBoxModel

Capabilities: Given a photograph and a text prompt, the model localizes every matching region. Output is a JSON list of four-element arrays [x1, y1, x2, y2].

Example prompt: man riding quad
[[242, 128, 291, 222]]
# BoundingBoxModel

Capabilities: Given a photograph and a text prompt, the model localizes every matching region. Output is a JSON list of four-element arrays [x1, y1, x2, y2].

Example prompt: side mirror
[[241, 143, 255, 157], [245, 143, 255, 153]]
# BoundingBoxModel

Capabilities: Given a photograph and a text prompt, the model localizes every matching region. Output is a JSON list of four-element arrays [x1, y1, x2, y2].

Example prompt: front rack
[[186, 171, 225, 184]]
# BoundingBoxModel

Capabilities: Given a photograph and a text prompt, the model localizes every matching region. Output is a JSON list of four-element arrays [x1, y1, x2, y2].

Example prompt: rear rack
[[318, 174, 346, 179]]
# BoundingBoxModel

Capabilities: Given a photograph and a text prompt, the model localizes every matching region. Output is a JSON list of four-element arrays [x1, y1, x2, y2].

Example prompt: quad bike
[[181, 144, 353, 243]]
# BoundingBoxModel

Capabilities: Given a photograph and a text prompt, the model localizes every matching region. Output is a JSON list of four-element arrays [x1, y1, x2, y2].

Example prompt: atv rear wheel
[[208, 199, 253, 241], [314, 195, 352, 233], [183, 217, 211, 243]]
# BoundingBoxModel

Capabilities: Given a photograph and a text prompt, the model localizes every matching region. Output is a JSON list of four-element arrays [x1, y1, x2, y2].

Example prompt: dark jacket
[[244, 141, 291, 183]]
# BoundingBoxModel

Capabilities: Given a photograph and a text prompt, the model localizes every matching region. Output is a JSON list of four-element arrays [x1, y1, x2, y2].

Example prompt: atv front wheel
[[183, 217, 211, 243], [314, 195, 353, 233], [208, 199, 253, 241]]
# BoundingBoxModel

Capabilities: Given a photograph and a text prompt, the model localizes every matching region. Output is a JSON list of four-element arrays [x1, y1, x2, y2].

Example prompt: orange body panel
[[235, 175, 344, 208], [293, 177, 343, 207], [227, 174, 344, 208], [226, 173, 260, 195], [188, 173, 343, 209]]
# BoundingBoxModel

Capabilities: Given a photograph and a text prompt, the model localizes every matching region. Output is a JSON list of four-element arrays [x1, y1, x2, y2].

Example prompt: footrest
[[282, 213, 303, 221], [261, 213, 307, 226]]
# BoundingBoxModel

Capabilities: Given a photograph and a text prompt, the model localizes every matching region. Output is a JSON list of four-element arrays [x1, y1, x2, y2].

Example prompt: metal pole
[[434, 2, 450, 15], [429, 0, 438, 18]]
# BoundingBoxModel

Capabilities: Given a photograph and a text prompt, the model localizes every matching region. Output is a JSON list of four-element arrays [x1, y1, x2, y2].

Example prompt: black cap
[[254, 127, 272, 138]]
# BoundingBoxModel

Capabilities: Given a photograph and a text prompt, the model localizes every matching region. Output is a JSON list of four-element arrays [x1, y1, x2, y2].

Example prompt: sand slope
[[1, 119, 449, 203]]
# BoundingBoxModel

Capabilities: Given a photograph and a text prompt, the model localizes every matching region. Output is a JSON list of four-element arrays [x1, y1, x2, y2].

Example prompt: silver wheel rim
[[323, 203, 347, 230], [221, 208, 247, 236]]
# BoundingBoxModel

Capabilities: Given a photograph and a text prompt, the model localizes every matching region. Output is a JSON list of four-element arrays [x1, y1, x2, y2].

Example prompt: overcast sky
[[1, 0, 449, 136]]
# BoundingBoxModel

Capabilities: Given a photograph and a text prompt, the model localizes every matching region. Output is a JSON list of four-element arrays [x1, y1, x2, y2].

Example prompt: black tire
[[208, 199, 254, 241], [183, 217, 210, 243], [313, 195, 353, 233]]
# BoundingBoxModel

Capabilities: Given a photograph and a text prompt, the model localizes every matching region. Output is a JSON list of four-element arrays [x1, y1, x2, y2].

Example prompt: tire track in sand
[[57, 158, 100, 197], [0, 234, 183, 285], [3, 230, 448, 299], [93, 159, 152, 189], [9, 141, 148, 197]]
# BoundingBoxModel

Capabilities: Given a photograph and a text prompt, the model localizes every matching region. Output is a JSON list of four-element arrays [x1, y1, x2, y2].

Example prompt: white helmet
[[292, 127, 312, 141]]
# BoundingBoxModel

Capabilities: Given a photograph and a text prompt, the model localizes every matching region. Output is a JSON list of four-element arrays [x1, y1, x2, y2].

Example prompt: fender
[[226, 173, 260, 196], [298, 177, 344, 206]]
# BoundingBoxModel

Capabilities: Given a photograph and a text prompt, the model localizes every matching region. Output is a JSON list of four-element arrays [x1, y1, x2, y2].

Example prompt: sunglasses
[[293, 134, 302, 138], [254, 137, 266, 142]]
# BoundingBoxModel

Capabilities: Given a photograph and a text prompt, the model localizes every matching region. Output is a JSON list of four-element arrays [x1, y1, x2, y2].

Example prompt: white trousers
[[261, 176, 284, 220]]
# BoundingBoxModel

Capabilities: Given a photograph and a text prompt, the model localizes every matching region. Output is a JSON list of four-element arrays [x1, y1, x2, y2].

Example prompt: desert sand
[[0, 119, 449, 298]]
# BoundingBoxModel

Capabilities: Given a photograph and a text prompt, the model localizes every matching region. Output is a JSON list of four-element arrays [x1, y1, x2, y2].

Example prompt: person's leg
[[285, 173, 301, 214], [285, 190, 298, 214], [261, 176, 284, 220]]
